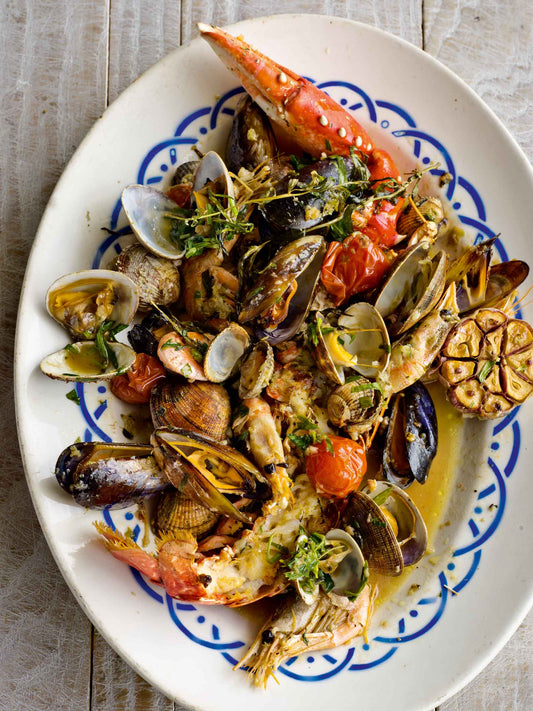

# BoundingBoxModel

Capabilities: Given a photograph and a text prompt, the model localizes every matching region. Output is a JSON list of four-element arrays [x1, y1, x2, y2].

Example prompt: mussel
[[55, 442, 169, 509], [150, 381, 231, 440], [446, 239, 529, 313], [239, 235, 326, 344], [46, 269, 139, 340], [260, 155, 363, 233], [383, 382, 438, 488], [343, 481, 428, 575], [226, 95, 277, 174], [153, 428, 270, 523], [115, 244, 180, 311]]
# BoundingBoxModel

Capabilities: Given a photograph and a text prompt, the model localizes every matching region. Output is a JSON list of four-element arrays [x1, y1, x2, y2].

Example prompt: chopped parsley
[[65, 389, 80, 405]]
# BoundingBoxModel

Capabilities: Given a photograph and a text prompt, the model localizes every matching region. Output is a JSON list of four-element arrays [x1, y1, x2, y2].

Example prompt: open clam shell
[[324, 529, 367, 597], [203, 323, 250, 382], [121, 185, 188, 260], [312, 303, 390, 383], [46, 269, 139, 340], [55, 442, 167, 509], [374, 240, 446, 336], [40, 341, 137, 382], [238, 340, 275, 399], [153, 428, 270, 523], [343, 481, 428, 575]]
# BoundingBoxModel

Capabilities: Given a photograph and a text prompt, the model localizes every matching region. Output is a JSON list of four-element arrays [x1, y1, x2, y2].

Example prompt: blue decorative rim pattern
[[77, 80, 521, 682]]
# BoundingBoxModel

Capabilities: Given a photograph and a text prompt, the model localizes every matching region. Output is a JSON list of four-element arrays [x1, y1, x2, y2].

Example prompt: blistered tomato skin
[[110, 353, 166, 404], [305, 435, 367, 498]]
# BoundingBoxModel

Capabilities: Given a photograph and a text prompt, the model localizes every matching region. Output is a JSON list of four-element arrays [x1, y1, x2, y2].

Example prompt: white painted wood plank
[[424, 3, 533, 709], [0, 0, 109, 709]]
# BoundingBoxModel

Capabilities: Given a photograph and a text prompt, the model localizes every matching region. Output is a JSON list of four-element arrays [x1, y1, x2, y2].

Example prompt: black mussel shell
[[226, 96, 277, 174], [55, 442, 170, 509], [383, 382, 438, 488], [260, 156, 356, 232], [128, 324, 159, 356]]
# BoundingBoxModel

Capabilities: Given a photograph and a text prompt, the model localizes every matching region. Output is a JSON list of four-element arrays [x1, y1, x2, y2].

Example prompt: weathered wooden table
[[2, 1, 532, 709]]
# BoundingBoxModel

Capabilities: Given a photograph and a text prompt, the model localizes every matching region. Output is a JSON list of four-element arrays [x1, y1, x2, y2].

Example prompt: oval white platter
[[14, 14, 533, 711]]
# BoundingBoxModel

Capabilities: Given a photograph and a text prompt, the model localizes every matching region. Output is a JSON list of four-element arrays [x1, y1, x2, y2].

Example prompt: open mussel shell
[[121, 185, 187, 260], [154, 489, 218, 538], [239, 340, 274, 399], [46, 269, 139, 340], [240, 235, 326, 345], [150, 381, 230, 440], [55, 442, 168, 509], [203, 323, 250, 382], [383, 382, 437, 488], [343, 482, 428, 575], [374, 240, 446, 336], [153, 428, 270, 522], [40, 341, 136, 382], [115, 244, 180, 311]]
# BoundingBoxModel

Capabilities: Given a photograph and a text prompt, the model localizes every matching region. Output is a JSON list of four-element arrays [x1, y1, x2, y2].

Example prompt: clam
[[153, 428, 270, 523], [439, 307, 533, 418], [383, 382, 438, 488], [239, 235, 326, 344], [172, 160, 200, 186], [396, 196, 445, 244], [238, 340, 274, 399], [121, 185, 188, 260], [374, 240, 447, 336], [293, 528, 367, 605], [203, 323, 250, 382], [327, 377, 383, 437], [343, 481, 428, 575], [154, 489, 218, 538], [192, 150, 235, 203], [311, 303, 390, 384], [150, 381, 231, 440], [55, 442, 169, 509], [40, 340, 137, 382], [46, 269, 139, 340], [115, 244, 180, 311]]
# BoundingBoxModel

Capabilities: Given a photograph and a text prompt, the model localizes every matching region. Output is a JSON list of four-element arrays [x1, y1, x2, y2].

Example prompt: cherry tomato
[[305, 435, 367, 498], [365, 148, 405, 247], [110, 353, 166, 404], [321, 232, 393, 305]]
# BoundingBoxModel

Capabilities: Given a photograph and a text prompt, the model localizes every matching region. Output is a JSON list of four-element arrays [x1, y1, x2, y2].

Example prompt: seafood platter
[[15, 15, 533, 711]]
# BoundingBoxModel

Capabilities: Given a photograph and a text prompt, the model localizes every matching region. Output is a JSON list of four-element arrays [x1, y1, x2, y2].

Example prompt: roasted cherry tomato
[[305, 435, 367, 498], [110, 353, 166, 404], [365, 148, 405, 247], [321, 232, 393, 305]]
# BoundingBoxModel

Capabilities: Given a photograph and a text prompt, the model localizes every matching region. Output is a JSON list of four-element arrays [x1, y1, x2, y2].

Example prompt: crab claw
[[199, 23, 374, 159]]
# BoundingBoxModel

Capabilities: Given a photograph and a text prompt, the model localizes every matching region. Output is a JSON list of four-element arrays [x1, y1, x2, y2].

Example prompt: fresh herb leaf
[[344, 561, 369, 600], [66, 389, 80, 405], [266, 535, 289, 564], [478, 360, 496, 383], [324, 436, 334, 455], [288, 433, 314, 452], [372, 487, 393, 507]]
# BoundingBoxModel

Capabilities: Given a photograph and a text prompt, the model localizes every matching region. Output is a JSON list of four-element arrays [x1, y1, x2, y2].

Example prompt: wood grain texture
[[1, 0, 532, 709], [0, 0, 108, 709]]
